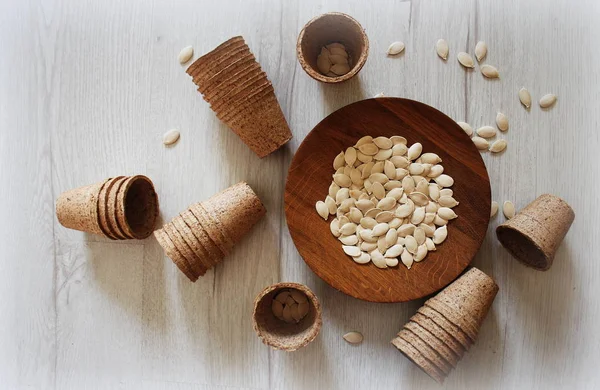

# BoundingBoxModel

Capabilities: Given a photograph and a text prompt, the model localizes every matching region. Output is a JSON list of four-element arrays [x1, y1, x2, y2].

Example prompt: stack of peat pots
[[392, 267, 499, 383], [186, 36, 292, 158], [154, 182, 266, 282], [56, 175, 159, 240]]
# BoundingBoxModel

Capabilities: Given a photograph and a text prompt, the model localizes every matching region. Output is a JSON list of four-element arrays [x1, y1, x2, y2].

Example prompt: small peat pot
[[496, 194, 575, 271], [297, 12, 369, 83], [252, 282, 322, 351]]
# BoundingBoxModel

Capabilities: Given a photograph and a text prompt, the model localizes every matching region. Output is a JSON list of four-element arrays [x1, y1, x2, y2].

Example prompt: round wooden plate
[[284, 98, 491, 302]]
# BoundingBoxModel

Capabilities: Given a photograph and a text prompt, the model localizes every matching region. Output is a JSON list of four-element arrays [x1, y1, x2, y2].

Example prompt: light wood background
[[1, 0, 599, 389]]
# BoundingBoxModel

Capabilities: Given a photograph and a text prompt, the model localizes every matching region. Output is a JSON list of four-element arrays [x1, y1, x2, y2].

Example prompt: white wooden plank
[[54, 241, 144, 389], [0, 1, 56, 388]]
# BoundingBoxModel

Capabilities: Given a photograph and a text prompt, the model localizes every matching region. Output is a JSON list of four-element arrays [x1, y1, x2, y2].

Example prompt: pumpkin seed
[[339, 234, 358, 245], [390, 136, 407, 145], [496, 112, 509, 132], [457, 121, 473, 136], [414, 227, 426, 245], [329, 182, 340, 198], [420, 223, 435, 237], [335, 188, 350, 204], [377, 236, 389, 253], [370, 249, 387, 268], [539, 94, 557, 108], [410, 207, 426, 225], [490, 201, 499, 218], [425, 238, 436, 251], [355, 136, 373, 147], [457, 52, 475, 68], [374, 148, 393, 161], [385, 228, 398, 247], [415, 179, 429, 195], [407, 143, 423, 160], [384, 160, 396, 179], [438, 196, 459, 208], [374, 136, 393, 149], [373, 92, 385, 98], [342, 245, 361, 257], [402, 176, 415, 193], [333, 152, 345, 169], [358, 143, 379, 156], [423, 212, 436, 225], [387, 41, 405, 55], [475, 41, 487, 62], [477, 126, 497, 138], [360, 217, 377, 229], [163, 129, 181, 145], [519, 87, 532, 108], [440, 189, 453, 197], [372, 182, 386, 200], [343, 331, 364, 344], [420, 153, 441, 164], [503, 201, 515, 219], [372, 223, 390, 237], [377, 197, 396, 211], [436, 39, 449, 60], [405, 235, 418, 254], [361, 241, 377, 251], [352, 252, 370, 265], [472, 136, 490, 150], [428, 165, 444, 178], [316, 201, 328, 220], [438, 207, 458, 220], [395, 202, 414, 218], [397, 224, 416, 237], [340, 223, 357, 236], [401, 250, 414, 269], [391, 155, 409, 168], [489, 139, 507, 153], [434, 174, 454, 187], [178, 46, 194, 64], [330, 219, 341, 237], [325, 196, 337, 214], [376, 211, 394, 223], [389, 218, 402, 229], [333, 173, 352, 187], [408, 191, 429, 206], [480, 64, 499, 78], [414, 244, 428, 262], [433, 225, 448, 244]]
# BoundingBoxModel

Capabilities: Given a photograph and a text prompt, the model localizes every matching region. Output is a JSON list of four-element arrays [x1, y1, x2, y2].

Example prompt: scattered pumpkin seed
[[457, 121, 473, 136], [475, 41, 487, 62], [343, 331, 364, 344], [539, 94, 557, 108], [519, 87, 532, 108], [457, 52, 475, 68], [489, 139, 507, 153], [480, 64, 499, 78], [496, 112, 509, 132], [436, 39, 449, 60], [387, 41, 405, 55], [178, 46, 194, 64], [503, 201, 516, 219]]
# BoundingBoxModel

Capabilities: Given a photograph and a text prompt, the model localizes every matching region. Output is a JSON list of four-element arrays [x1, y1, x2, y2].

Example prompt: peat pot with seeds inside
[[296, 12, 369, 83], [252, 282, 322, 351]]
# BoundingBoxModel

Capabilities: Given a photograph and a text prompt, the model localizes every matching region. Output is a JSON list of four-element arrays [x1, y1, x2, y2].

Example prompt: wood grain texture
[[285, 98, 490, 302], [1, 0, 600, 389]]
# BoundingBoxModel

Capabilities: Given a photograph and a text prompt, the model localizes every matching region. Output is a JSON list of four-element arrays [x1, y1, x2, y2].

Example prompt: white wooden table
[[2, 0, 599, 389]]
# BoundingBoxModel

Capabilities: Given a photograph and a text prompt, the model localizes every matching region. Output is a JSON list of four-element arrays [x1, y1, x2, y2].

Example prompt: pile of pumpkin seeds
[[315, 136, 458, 270]]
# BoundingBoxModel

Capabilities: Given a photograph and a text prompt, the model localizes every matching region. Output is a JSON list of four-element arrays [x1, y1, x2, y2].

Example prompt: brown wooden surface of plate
[[284, 98, 490, 302]]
